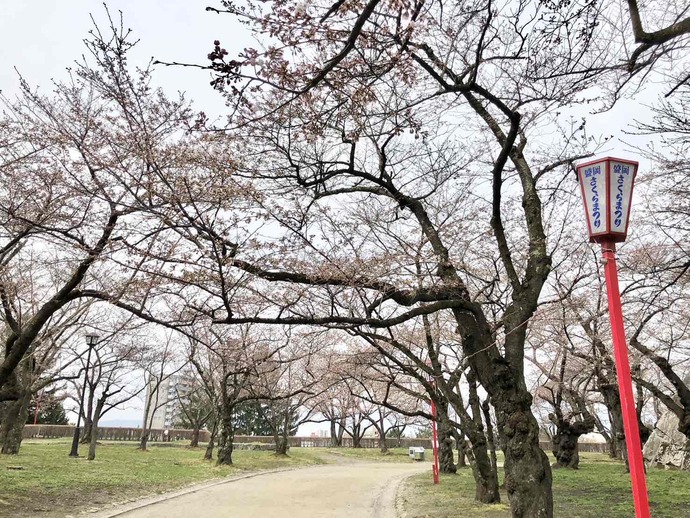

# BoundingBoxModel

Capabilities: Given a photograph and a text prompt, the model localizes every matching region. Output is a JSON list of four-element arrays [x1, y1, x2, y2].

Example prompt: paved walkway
[[109, 462, 426, 518]]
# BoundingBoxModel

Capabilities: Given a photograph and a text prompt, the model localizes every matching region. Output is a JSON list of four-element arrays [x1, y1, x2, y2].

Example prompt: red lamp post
[[430, 396, 440, 484], [576, 157, 650, 518], [426, 359, 440, 484]]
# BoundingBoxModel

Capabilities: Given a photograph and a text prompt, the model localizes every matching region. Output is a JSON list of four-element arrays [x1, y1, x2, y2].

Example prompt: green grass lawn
[[400, 452, 690, 518], [0, 439, 326, 518], [324, 446, 431, 463], [4, 443, 689, 518]]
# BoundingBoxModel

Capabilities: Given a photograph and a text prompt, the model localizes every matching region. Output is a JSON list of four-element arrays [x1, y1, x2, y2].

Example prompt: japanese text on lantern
[[584, 165, 602, 228], [613, 164, 631, 227]]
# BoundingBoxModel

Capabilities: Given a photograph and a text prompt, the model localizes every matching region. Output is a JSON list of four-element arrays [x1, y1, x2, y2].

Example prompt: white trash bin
[[413, 447, 425, 461]]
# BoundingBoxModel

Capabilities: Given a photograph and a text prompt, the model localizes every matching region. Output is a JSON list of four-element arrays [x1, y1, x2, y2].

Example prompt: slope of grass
[[0, 439, 325, 517], [400, 453, 690, 518]]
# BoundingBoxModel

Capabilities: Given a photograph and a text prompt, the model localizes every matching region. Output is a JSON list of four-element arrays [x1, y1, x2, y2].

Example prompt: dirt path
[[103, 462, 426, 518]]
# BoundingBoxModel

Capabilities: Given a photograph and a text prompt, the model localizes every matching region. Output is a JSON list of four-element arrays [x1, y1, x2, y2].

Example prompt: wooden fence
[[542, 441, 609, 454], [288, 436, 433, 449], [22, 425, 610, 453], [22, 425, 432, 448], [22, 425, 210, 443]]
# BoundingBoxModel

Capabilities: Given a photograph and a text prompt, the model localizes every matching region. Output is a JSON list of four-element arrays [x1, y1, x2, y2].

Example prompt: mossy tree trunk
[[437, 404, 456, 474], [190, 427, 200, 448], [216, 396, 235, 465], [0, 391, 31, 454], [494, 387, 553, 518], [550, 416, 595, 469]]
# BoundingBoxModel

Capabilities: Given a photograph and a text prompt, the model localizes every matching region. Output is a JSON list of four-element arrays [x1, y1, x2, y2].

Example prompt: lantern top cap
[[576, 156, 639, 169]]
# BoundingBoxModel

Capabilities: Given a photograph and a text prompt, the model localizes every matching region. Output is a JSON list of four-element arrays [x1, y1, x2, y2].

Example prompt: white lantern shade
[[577, 157, 638, 243], [609, 160, 635, 234]]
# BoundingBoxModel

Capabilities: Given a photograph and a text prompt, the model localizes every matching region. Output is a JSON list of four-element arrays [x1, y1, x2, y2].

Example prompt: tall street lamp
[[69, 334, 98, 457], [576, 157, 650, 518]]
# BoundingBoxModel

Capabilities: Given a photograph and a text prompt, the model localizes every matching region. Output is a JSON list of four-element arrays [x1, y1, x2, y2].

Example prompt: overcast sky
[[1, 1, 657, 157], [0, 0, 250, 118], [0, 0, 254, 428]]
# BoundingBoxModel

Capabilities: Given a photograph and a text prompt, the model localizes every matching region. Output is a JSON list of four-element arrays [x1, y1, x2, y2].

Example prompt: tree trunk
[[275, 405, 291, 455], [464, 373, 500, 503], [443, 384, 497, 499], [599, 378, 626, 457], [204, 423, 217, 461], [601, 383, 629, 469], [438, 428, 456, 474], [139, 431, 150, 451], [607, 437, 618, 458], [494, 390, 553, 518], [550, 416, 595, 469], [551, 429, 581, 469], [273, 411, 290, 456], [481, 399, 498, 475], [610, 400, 626, 461], [0, 391, 31, 454], [275, 434, 289, 455], [81, 389, 94, 444], [139, 400, 151, 450], [87, 416, 100, 460], [635, 382, 652, 445], [88, 397, 106, 461], [468, 434, 500, 502], [204, 437, 215, 460], [337, 417, 345, 446], [443, 408, 498, 501], [216, 402, 234, 465], [437, 409, 456, 474], [190, 426, 200, 448], [378, 416, 388, 453], [377, 433, 387, 453], [80, 416, 93, 444], [329, 418, 339, 447], [456, 433, 467, 468]]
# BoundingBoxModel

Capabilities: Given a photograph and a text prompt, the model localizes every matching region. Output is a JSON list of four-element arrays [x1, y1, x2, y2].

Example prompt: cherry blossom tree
[[187, 3, 631, 514], [0, 15, 197, 403]]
